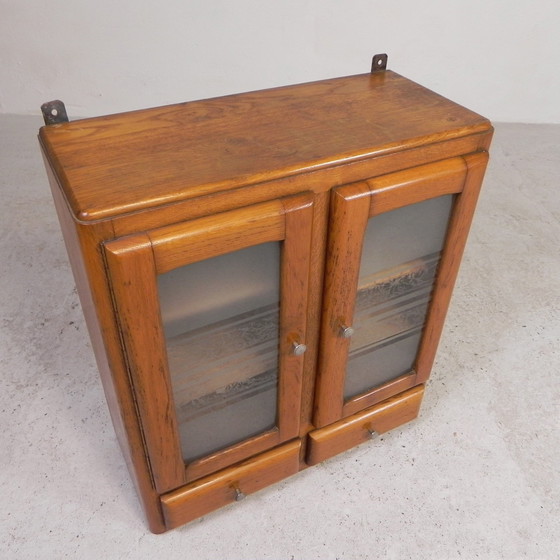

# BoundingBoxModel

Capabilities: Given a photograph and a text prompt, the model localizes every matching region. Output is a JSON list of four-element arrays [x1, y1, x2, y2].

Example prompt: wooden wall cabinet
[[39, 56, 492, 533]]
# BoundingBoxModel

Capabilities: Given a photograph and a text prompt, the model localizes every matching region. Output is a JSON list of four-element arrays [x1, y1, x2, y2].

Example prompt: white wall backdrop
[[1, 0, 559, 122]]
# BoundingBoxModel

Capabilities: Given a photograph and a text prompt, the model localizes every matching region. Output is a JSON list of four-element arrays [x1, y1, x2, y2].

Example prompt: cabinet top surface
[[39, 70, 491, 221]]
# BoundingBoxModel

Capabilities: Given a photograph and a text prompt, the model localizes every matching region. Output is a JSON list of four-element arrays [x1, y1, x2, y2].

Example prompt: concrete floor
[[1, 117, 559, 559]]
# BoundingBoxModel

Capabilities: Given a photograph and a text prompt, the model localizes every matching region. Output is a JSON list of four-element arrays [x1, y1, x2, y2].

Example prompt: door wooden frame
[[104, 193, 314, 491], [314, 154, 488, 427]]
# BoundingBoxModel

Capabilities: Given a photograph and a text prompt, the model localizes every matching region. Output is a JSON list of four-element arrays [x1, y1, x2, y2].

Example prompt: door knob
[[292, 342, 307, 356], [339, 325, 355, 338], [367, 428, 378, 440]]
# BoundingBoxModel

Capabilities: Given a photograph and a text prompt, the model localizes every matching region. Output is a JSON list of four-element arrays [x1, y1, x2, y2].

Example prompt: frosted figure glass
[[344, 196, 453, 399], [157, 242, 280, 462]]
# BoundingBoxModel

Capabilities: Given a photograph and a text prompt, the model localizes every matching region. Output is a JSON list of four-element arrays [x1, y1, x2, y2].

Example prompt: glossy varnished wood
[[103, 234, 187, 493], [342, 372, 418, 418], [103, 194, 313, 489], [42, 155, 168, 532], [278, 195, 314, 440], [314, 182, 371, 426], [314, 157, 472, 428], [365, 156, 468, 216], [148, 199, 286, 274], [39, 67, 493, 533], [105, 131, 490, 239], [415, 151, 489, 382], [39, 71, 491, 221], [307, 385, 424, 466], [161, 440, 301, 530], [186, 194, 315, 481]]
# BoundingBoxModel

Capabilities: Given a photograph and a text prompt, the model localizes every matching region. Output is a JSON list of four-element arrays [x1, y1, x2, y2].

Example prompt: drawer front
[[306, 385, 424, 465], [161, 440, 301, 529]]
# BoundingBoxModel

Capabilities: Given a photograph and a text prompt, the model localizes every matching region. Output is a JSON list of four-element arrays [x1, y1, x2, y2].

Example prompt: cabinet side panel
[[40, 146, 166, 533]]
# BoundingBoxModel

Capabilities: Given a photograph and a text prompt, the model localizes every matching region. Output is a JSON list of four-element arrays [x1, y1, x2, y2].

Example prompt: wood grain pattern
[[41, 149, 168, 533], [39, 67, 492, 532], [314, 156, 471, 429], [307, 385, 424, 466], [366, 156, 468, 216], [103, 194, 314, 487], [185, 429, 281, 483], [39, 71, 491, 221], [298, 191, 329, 439], [103, 234, 187, 493], [107, 132, 491, 239], [415, 151, 490, 382], [161, 440, 301, 530], [342, 371, 418, 417], [149, 199, 286, 274], [313, 182, 371, 427], [278, 194, 314, 440]]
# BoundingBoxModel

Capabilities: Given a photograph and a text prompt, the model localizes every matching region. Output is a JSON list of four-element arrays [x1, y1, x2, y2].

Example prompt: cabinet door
[[103, 193, 313, 492], [314, 153, 488, 427]]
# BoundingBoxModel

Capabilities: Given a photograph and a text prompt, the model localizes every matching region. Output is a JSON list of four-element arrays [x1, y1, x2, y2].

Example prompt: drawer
[[306, 385, 424, 465], [161, 440, 301, 529]]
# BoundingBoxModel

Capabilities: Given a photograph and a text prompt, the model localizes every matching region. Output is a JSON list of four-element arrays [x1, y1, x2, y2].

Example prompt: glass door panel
[[157, 242, 281, 462], [344, 195, 453, 399], [104, 194, 313, 490]]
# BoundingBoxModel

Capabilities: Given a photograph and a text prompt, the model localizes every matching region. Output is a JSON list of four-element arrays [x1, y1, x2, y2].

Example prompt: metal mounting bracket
[[371, 53, 388, 73], [41, 100, 69, 125]]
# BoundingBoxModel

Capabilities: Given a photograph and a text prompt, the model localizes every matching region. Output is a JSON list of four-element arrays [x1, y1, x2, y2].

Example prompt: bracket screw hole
[[51, 108, 58, 116]]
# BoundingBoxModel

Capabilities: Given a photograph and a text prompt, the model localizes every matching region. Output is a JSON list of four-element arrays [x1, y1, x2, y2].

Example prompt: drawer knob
[[292, 342, 307, 356], [234, 487, 246, 502], [339, 325, 355, 338]]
